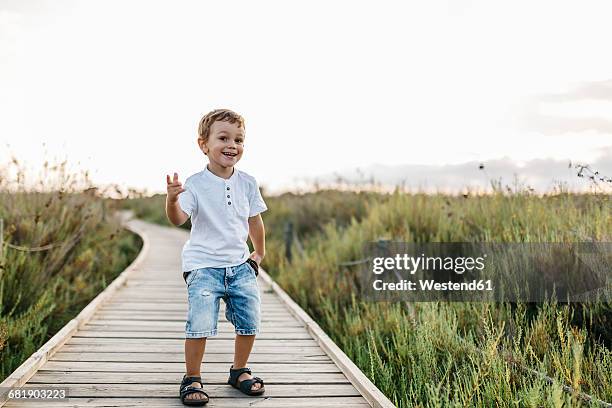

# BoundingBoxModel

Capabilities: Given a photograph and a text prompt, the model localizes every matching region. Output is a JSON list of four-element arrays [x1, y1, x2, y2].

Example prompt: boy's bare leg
[[233, 334, 262, 391], [184, 338, 208, 401]]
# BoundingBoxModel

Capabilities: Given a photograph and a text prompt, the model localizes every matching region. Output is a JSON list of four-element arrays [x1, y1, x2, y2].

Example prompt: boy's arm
[[166, 172, 189, 226], [248, 214, 266, 264], [166, 196, 189, 226]]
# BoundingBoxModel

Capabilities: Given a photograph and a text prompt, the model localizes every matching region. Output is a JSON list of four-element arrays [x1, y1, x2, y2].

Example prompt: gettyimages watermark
[[355, 242, 611, 302]]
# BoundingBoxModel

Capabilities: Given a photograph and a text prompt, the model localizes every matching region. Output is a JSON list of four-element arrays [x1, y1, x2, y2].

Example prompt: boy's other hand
[[166, 172, 186, 203], [249, 251, 264, 266]]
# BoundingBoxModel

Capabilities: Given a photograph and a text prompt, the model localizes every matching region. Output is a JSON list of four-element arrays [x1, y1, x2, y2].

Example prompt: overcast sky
[[1, 0, 611, 195]]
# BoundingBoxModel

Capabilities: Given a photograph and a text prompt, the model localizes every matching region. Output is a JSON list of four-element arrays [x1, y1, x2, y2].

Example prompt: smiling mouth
[[222, 152, 237, 157]]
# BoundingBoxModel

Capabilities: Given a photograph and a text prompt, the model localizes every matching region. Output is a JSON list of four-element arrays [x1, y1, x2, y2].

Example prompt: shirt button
[[226, 186, 230, 190], [228, 201, 231, 205], [227, 195, 230, 198]]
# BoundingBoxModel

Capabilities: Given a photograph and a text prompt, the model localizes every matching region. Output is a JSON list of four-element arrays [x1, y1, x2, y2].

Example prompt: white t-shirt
[[177, 165, 268, 272]]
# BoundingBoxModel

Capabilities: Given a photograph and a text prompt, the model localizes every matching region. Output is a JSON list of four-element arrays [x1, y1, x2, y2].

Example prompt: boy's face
[[198, 120, 245, 169]]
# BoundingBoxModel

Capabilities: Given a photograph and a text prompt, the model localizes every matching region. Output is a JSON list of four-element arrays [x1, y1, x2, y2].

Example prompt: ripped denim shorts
[[183, 260, 261, 338]]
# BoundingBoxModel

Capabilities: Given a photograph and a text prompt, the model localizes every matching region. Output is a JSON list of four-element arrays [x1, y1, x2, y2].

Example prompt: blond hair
[[197, 109, 246, 145]]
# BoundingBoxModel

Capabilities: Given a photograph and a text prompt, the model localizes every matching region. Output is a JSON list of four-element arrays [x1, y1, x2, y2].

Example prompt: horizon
[[1, 153, 609, 199]]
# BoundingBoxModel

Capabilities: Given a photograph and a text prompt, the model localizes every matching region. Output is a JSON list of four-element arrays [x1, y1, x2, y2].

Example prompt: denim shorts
[[183, 260, 261, 338]]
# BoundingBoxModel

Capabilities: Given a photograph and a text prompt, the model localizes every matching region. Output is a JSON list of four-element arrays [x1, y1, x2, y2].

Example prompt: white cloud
[[539, 100, 612, 120]]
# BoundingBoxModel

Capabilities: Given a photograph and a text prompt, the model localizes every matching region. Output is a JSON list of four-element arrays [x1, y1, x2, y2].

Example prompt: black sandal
[[180, 374, 209, 406], [227, 365, 266, 396]]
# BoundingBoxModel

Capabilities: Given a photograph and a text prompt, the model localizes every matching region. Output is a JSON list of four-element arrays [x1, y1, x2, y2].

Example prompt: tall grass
[[0, 158, 142, 381], [123, 183, 610, 406], [268, 189, 610, 406]]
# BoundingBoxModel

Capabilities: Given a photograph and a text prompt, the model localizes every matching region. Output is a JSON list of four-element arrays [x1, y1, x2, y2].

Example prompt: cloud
[[309, 146, 612, 194], [518, 79, 612, 135], [0, 9, 23, 61], [534, 79, 612, 103], [520, 112, 612, 135], [0, 0, 66, 15]]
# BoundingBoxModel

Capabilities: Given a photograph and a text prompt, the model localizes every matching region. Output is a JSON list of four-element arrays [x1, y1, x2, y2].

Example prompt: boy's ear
[[198, 137, 208, 155]]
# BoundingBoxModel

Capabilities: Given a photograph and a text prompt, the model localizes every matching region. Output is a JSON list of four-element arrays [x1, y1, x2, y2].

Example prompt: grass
[[0, 158, 142, 381], [123, 179, 610, 406], [269, 189, 610, 407]]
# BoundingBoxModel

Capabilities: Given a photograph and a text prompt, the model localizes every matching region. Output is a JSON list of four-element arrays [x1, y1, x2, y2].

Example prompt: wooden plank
[[64, 341, 320, 349], [109, 296, 283, 303], [100, 304, 289, 312], [29, 371, 350, 384], [120, 288, 277, 293], [60, 344, 325, 354], [131, 284, 274, 290], [93, 313, 292, 320], [101, 305, 289, 312], [110, 295, 284, 304], [112, 289, 278, 295], [18, 383, 362, 398], [84, 320, 306, 329], [67, 337, 319, 347], [50, 352, 330, 363], [87, 318, 303, 326], [73, 330, 315, 339], [129, 283, 281, 288], [95, 309, 291, 316], [113, 288, 279, 296], [100, 304, 290, 312], [93, 312, 297, 322], [5, 396, 371, 407], [92, 315, 298, 323], [41, 361, 342, 373]]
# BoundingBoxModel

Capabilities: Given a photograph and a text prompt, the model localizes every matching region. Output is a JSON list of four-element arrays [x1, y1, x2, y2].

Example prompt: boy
[[165, 108, 267, 406]]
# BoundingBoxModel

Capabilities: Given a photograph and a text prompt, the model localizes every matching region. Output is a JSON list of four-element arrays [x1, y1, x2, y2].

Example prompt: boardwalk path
[[3, 216, 394, 407]]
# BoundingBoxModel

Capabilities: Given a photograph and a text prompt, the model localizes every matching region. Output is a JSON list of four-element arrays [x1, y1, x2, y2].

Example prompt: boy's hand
[[249, 251, 264, 266], [166, 172, 186, 203]]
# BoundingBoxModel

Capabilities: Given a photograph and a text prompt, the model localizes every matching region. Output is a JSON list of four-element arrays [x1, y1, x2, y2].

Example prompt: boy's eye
[[218, 135, 243, 143]]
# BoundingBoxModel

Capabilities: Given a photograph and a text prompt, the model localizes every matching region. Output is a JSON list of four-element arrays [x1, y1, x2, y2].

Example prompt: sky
[[1, 0, 611, 195]]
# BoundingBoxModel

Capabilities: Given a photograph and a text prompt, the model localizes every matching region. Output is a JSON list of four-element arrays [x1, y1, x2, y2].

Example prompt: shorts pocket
[[185, 269, 199, 286], [246, 258, 259, 277]]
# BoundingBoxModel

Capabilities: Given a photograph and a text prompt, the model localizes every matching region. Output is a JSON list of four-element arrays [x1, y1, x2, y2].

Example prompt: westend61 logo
[[358, 242, 611, 302]]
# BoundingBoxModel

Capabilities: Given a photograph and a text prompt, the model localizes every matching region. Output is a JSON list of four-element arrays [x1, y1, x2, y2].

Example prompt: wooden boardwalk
[[2, 216, 394, 407]]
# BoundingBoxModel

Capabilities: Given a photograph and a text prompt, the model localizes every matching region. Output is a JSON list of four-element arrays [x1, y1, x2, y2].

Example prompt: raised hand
[[166, 172, 186, 203]]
